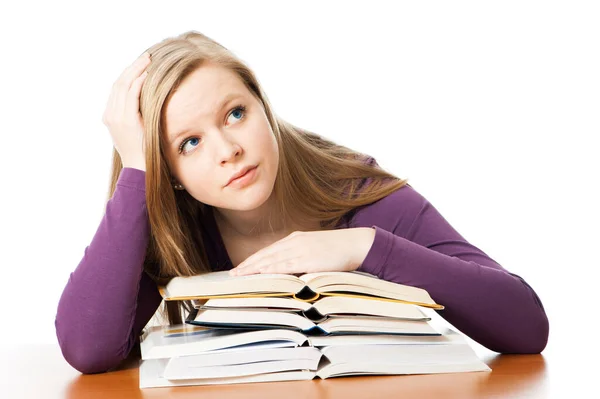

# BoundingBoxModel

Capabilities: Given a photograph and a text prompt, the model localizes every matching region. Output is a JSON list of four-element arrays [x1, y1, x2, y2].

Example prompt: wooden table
[[0, 344, 560, 399]]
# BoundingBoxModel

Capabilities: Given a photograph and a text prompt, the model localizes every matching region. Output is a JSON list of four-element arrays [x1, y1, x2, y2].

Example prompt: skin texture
[[162, 64, 375, 272], [230, 228, 377, 275], [103, 51, 151, 171], [163, 64, 283, 238]]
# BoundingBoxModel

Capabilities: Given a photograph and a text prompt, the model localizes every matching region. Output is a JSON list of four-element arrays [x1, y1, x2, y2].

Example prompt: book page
[[299, 271, 378, 284], [199, 297, 311, 311], [141, 325, 309, 359], [319, 317, 441, 335], [193, 309, 317, 330], [140, 359, 316, 388], [164, 358, 321, 380], [163, 271, 304, 299], [299, 272, 440, 308], [167, 347, 322, 369], [314, 296, 428, 320]]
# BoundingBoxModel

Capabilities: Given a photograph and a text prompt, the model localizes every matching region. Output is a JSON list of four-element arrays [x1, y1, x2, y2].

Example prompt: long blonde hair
[[104, 31, 409, 324]]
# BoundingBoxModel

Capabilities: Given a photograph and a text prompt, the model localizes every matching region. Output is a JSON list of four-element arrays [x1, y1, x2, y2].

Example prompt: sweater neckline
[[206, 206, 233, 270]]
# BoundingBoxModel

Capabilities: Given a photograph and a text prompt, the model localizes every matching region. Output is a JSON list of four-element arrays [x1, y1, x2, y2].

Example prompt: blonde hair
[[104, 30, 409, 324]]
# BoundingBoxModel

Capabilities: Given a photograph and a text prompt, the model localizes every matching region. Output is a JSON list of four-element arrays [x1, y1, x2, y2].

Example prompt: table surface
[[0, 343, 567, 399]]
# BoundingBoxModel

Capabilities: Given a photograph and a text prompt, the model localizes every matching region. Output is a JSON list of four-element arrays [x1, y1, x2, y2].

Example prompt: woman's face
[[163, 64, 279, 211]]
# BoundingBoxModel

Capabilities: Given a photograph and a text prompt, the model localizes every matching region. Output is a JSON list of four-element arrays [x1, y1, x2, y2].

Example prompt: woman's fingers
[[102, 51, 152, 169], [113, 54, 151, 121], [125, 70, 149, 120], [103, 52, 150, 125], [115, 52, 151, 91]]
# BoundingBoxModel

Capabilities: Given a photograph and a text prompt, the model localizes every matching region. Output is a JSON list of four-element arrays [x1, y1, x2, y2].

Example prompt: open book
[[141, 325, 309, 360], [139, 326, 490, 388], [141, 324, 456, 360], [192, 296, 431, 322], [162, 347, 322, 380], [187, 308, 439, 335], [158, 270, 443, 309]]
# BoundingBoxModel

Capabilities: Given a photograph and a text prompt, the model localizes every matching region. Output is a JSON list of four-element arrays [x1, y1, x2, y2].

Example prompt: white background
[[1, 0, 598, 388]]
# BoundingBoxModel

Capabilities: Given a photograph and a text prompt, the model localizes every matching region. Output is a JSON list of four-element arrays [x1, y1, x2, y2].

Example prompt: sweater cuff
[[356, 225, 393, 278], [117, 168, 146, 192]]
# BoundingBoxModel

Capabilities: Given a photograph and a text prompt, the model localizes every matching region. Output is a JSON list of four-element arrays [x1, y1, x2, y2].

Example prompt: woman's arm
[[354, 183, 549, 354], [55, 167, 163, 374]]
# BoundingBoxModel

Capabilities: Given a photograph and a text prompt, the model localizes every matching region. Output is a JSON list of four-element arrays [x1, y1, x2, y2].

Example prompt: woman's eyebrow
[[168, 93, 244, 144]]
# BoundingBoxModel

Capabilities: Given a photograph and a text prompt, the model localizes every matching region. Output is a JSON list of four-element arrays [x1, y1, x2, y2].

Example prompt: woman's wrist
[[349, 227, 377, 271]]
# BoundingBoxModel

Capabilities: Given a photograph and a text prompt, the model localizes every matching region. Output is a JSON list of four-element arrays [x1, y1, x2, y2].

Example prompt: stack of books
[[140, 270, 490, 388]]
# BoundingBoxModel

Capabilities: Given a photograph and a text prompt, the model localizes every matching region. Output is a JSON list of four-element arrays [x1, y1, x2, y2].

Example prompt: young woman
[[55, 31, 549, 374]]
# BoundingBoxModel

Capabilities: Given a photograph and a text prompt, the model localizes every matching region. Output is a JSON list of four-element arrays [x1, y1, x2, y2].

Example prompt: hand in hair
[[229, 228, 376, 276], [102, 51, 151, 171]]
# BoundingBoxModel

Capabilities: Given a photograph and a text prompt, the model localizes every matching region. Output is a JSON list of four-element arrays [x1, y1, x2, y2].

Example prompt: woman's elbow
[[494, 309, 550, 354], [55, 320, 127, 374], [61, 348, 118, 374], [515, 312, 549, 354]]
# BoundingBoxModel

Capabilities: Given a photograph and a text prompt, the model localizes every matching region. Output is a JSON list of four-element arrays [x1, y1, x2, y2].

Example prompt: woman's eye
[[178, 105, 246, 155], [226, 105, 246, 126], [179, 137, 200, 154]]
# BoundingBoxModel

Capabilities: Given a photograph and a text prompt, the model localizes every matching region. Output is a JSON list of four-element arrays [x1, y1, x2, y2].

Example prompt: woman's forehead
[[164, 69, 249, 139]]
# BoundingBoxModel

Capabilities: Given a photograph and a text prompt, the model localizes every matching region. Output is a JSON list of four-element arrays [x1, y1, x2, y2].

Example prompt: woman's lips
[[225, 166, 258, 188]]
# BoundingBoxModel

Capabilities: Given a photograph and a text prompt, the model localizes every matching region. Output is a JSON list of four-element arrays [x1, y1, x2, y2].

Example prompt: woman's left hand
[[229, 227, 376, 276]]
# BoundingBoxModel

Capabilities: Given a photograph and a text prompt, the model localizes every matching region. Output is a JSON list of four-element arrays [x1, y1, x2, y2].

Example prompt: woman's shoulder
[[352, 183, 424, 227], [358, 155, 425, 209], [349, 156, 427, 235]]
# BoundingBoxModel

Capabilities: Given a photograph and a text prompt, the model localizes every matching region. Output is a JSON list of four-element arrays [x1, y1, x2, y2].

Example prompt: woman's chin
[[223, 186, 273, 211]]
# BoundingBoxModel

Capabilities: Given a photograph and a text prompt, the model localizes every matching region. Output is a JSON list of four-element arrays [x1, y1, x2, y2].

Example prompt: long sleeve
[[353, 183, 549, 354], [55, 168, 163, 374]]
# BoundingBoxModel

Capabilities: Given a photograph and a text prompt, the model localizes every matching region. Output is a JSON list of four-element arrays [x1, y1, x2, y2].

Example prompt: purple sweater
[[55, 160, 549, 374]]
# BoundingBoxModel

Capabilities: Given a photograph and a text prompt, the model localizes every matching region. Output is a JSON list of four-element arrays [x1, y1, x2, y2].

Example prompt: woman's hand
[[102, 51, 151, 171], [229, 227, 376, 276]]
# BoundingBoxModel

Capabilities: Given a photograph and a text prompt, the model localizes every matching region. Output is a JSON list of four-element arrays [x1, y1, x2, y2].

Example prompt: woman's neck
[[213, 204, 320, 241]]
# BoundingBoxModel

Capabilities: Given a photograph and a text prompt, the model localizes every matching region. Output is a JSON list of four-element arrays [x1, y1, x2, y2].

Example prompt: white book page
[[140, 359, 315, 388], [309, 333, 461, 347], [319, 317, 440, 334], [194, 309, 316, 330], [321, 343, 482, 364], [164, 358, 320, 380], [316, 361, 490, 379], [168, 347, 322, 368], [141, 326, 309, 359]]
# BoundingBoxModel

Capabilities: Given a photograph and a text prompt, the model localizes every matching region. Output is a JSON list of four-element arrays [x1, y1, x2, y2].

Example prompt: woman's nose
[[214, 131, 242, 163]]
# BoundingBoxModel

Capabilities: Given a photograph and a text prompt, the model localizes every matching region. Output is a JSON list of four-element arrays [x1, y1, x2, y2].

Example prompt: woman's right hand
[[102, 52, 151, 171]]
